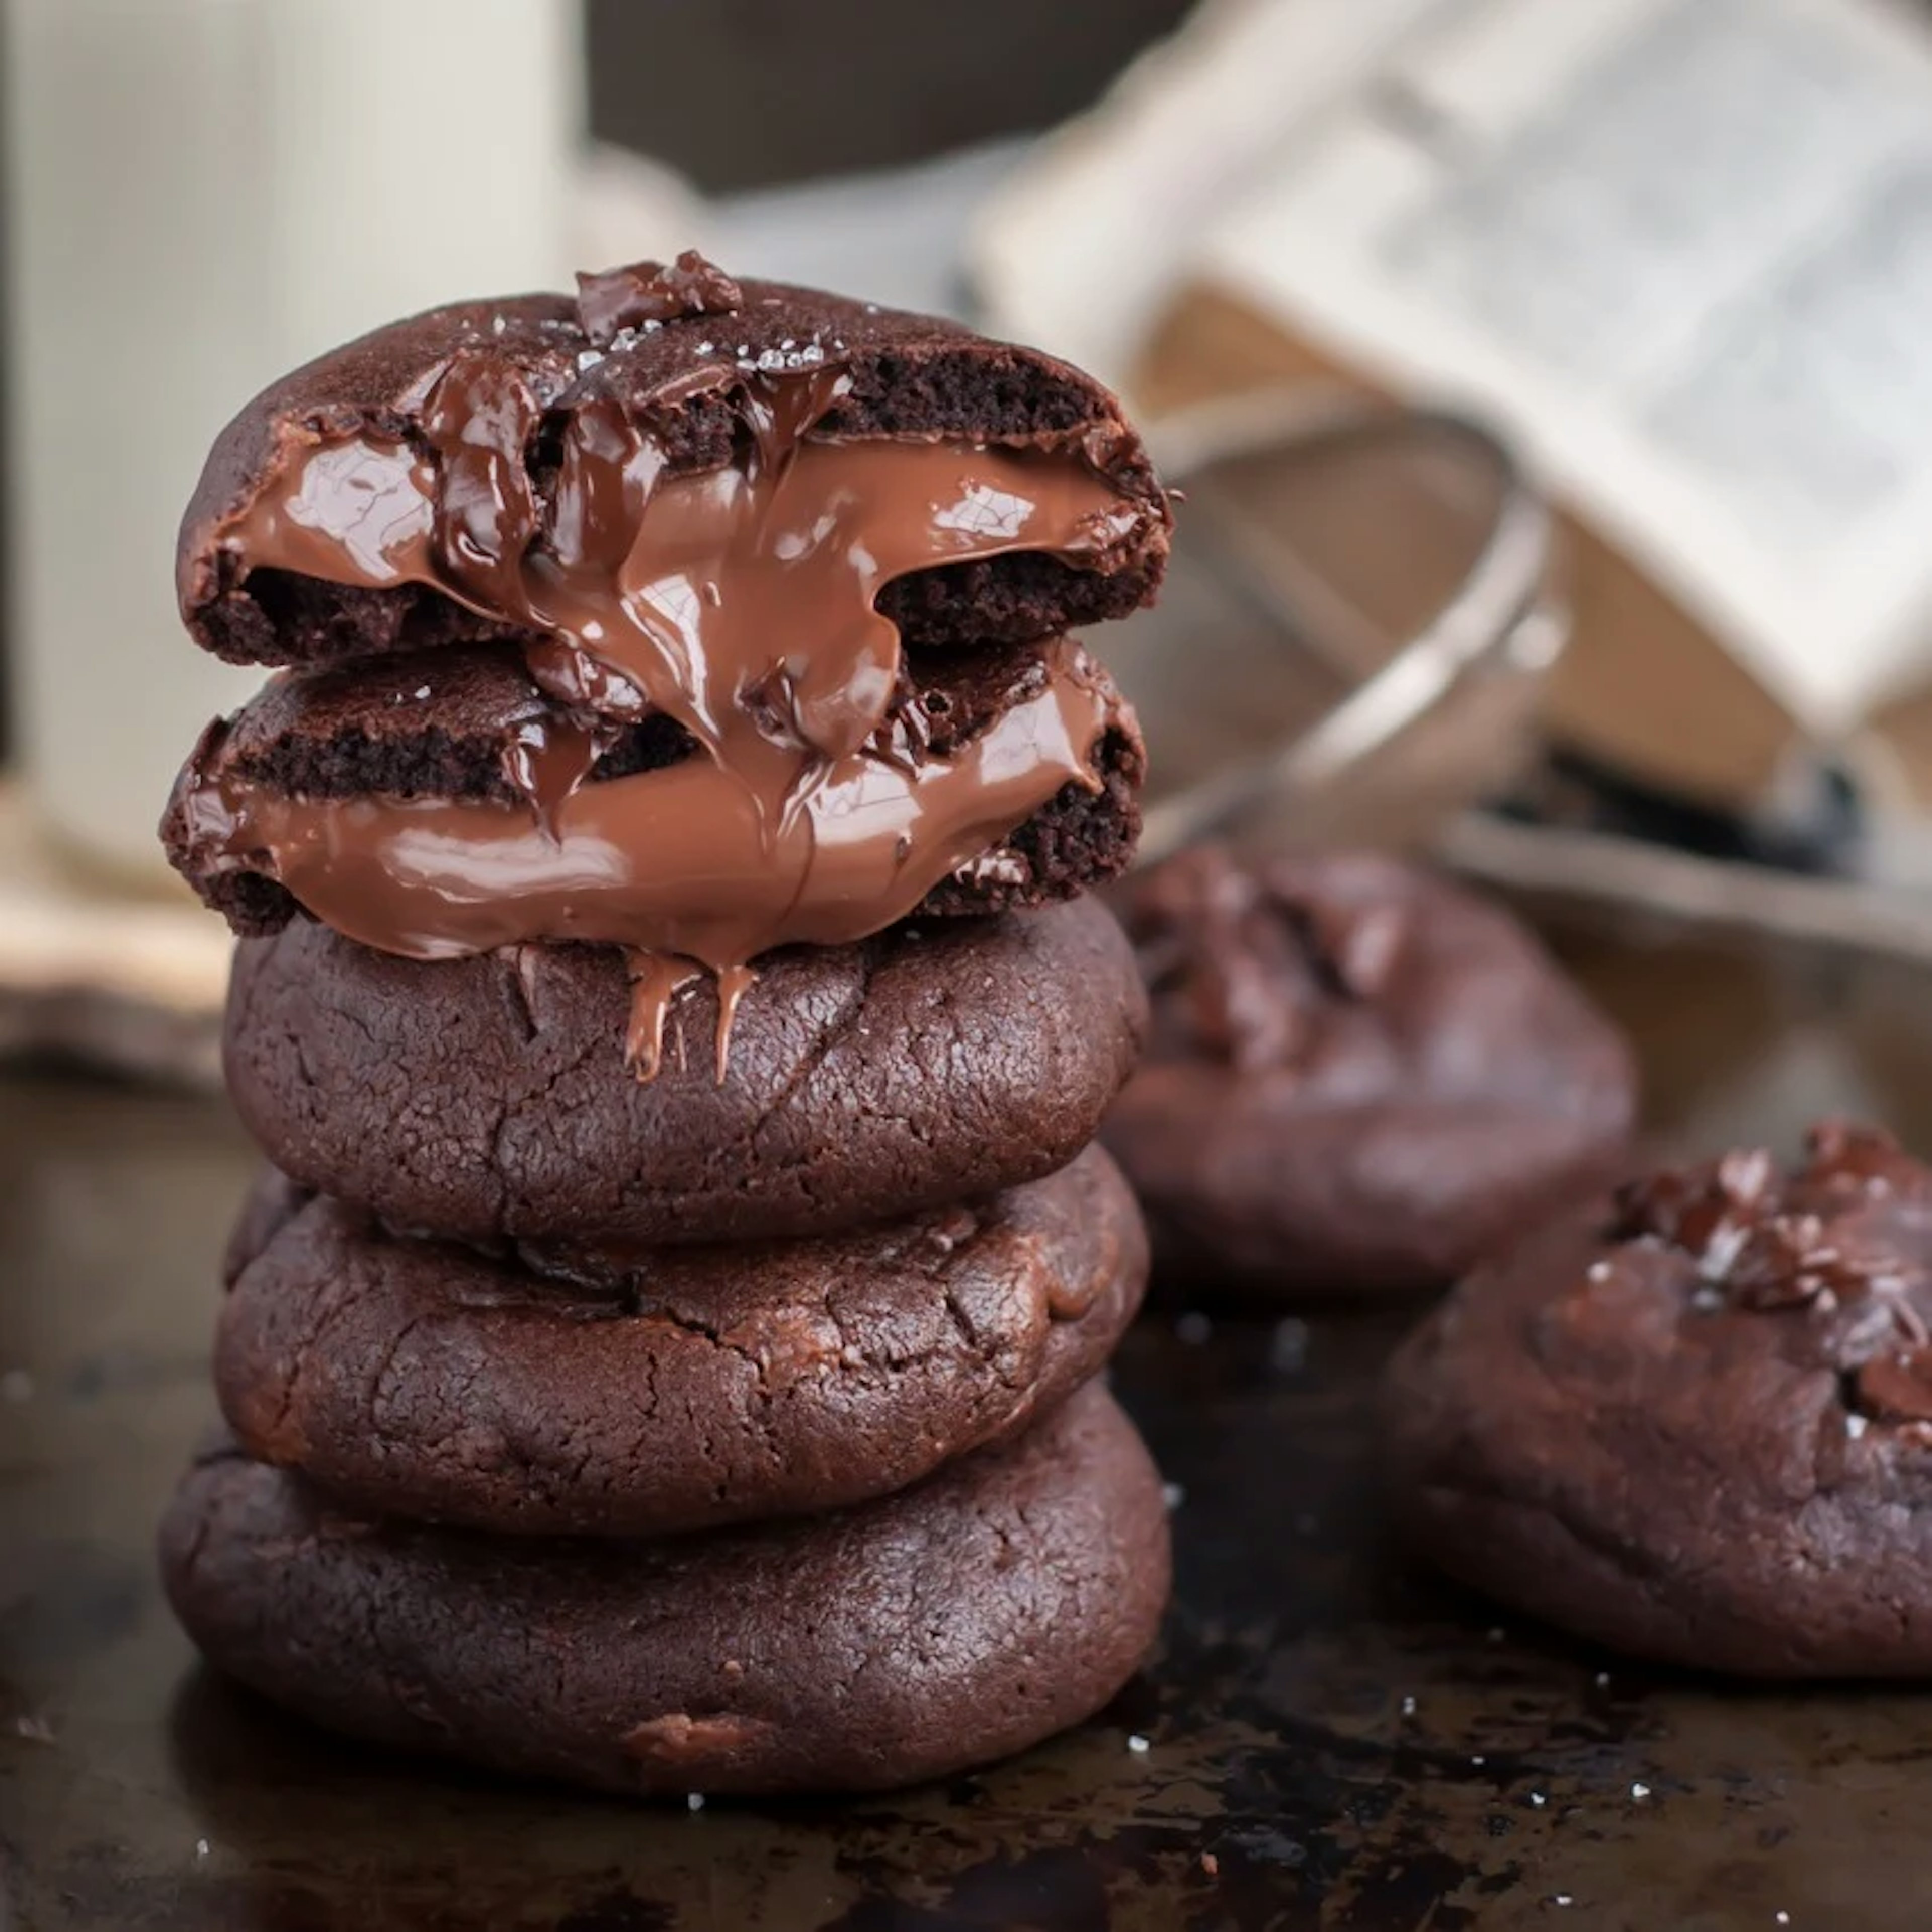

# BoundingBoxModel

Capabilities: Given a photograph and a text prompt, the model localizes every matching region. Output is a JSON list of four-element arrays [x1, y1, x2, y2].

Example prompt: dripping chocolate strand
[[498, 719, 607, 839]]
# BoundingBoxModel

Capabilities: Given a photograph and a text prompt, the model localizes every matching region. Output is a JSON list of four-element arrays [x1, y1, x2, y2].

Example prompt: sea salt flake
[[1847, 1413, 1870, 1439], [1269, 1318, 1309, 1372], [1631, 1781, 1651, 1799], [1162, 1482, 1186, 1510], [1126, 1734, 1151, 1754], [686, 1791, 705, 1812]]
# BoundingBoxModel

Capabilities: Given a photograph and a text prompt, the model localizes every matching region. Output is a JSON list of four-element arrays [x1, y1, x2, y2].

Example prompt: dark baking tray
[[7, 916, 1932, 1931]]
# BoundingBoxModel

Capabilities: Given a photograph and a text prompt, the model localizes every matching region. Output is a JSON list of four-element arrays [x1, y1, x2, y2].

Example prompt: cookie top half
[[177, 258, 1170, 669]]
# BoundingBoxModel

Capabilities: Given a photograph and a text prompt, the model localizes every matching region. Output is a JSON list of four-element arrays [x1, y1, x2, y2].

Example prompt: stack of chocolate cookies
[[155, 257, 1176, 1796]]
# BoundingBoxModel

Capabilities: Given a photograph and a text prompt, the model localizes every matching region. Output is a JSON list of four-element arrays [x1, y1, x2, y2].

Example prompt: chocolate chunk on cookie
[[225, 895, 1147, 1245], [159, 1382, 1170, 1797], [216, 1146, 1147, 1536], [177, 271, 1170, 670], [163, 635, 1144, 942], [1104, 848, 1636, 1300], [1384, 1122, 1932, 1676]]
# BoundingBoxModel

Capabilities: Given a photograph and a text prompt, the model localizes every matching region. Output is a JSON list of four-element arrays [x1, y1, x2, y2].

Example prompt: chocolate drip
[[617, 953, 756, 1086], [712, 963, 758, 1085], [498, 718, 606, 836], [621, 952, 702, 1082]]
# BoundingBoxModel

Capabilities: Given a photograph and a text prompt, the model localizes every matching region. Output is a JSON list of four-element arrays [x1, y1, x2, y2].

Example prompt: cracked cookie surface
[[224, 895, 1147, 1245], [216, 1146, 1145, 1536]]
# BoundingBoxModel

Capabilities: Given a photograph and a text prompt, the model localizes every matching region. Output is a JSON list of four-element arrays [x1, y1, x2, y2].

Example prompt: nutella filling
[[181, 637, 1117, 1072], [189, 309, 1144, 1073]]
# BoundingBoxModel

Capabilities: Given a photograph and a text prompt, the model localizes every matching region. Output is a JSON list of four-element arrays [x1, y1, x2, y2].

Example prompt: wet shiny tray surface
[[7, 924, 1932, 1930]]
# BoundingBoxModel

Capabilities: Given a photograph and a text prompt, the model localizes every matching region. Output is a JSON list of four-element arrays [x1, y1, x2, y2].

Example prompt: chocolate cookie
[[1384, 1123, 1932, 1676], [160, 1382, 1170, 1796], [164, 633, 1144, 941], [215, 1145, 1147, 1536], [1103, 847, 1636, 1299], [225, 895, 1147, 1245], [177, 269, 1170, 669]]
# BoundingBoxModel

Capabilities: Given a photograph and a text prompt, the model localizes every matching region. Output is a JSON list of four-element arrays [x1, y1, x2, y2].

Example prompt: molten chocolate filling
[[177, 338, 1141, 1072]]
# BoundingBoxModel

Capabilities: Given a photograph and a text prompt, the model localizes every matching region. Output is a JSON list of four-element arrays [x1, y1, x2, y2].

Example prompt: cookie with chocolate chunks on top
[[1383, 1122, 1932, 1676], [161, 634, 1144, 943], [215, 1145, 1147, 1537], [1102, 847, 1636, 1301], [224, 894, 1147, 1247], [160, 1381, 1171, 1799], [176, 260, 1172, 671]]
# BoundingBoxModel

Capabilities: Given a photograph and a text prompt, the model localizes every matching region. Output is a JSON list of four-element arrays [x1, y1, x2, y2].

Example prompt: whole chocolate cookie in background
[[226, 895, 1146, 1247], [1102, 847, 1637, 1301], [177, 268, 1171, 671], [216, 1146, 1147, 1537], [1384, 1122, 1932, 1677], [160, 1382, 1171, 1798]]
